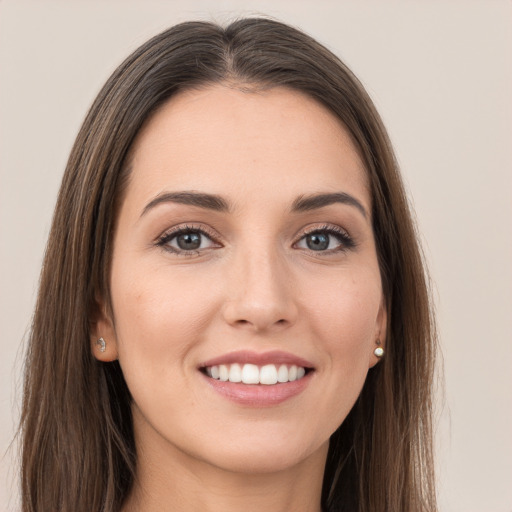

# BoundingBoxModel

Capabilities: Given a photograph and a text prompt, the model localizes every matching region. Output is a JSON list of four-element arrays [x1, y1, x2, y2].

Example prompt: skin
[[92, 84, 386, 512]]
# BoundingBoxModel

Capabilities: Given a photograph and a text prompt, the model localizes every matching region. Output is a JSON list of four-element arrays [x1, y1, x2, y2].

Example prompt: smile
[[204, 363, 307, 385], [199, 351, 315, 406]]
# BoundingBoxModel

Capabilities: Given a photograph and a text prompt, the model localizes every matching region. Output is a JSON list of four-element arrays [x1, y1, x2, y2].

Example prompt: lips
[[199, 350, 314, 406]]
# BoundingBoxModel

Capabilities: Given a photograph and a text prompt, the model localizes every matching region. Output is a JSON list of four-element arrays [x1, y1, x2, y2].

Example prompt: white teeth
[[228, 363, 242, 383], [277, 364, 288, 383], [242, 364, 260, 384], [205, 363, 308, 385], [260, 364, 278, 385], [219, 364, 229, 381]]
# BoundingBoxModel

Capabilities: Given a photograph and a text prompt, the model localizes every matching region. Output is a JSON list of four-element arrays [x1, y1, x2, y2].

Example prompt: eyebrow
[[141, 191, 230, 217], [140, 190, 367, 219], [291, 192, 368, 218]]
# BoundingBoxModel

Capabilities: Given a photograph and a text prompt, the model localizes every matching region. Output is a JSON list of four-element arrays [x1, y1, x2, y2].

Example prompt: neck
[[122, 419, 327, 512]]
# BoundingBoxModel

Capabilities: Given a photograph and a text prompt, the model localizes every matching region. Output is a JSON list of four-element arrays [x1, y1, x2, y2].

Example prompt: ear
[[89, 297, 119, 362], [368, 294, 387, 368]]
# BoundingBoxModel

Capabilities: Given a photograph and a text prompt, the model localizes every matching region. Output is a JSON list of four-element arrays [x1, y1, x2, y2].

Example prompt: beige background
[[1, 1, 511, 510]]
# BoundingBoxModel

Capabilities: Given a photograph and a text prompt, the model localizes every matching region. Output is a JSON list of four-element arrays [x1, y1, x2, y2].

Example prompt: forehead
[[125, 84, 369, 212]]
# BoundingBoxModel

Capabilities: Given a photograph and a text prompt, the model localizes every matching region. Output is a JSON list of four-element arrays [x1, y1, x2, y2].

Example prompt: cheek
[[304, 268, 382, 400], [307, 271, 381, 347], [110, 260, 223, 367], [290, 269, 382, 438], [108, 261, 227, 426]]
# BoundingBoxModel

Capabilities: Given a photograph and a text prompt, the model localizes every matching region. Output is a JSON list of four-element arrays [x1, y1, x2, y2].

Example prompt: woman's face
[[94, 85, 386, 475]]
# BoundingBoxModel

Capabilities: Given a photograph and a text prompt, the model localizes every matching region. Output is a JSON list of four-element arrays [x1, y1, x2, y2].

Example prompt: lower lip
[[201, 372, 312, 407]]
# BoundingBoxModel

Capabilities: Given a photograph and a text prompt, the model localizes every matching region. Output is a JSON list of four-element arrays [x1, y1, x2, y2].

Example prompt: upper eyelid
[[294, 223, 351, 240], [158, 223, 219, 239], [300, 224, 347, 234]]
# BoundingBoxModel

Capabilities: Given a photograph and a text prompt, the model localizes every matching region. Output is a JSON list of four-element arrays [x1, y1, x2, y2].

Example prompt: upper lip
[[199, 350, 315, 369]]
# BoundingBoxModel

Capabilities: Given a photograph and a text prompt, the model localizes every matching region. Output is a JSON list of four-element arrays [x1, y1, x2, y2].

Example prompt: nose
[[221, 245, 299, 333]]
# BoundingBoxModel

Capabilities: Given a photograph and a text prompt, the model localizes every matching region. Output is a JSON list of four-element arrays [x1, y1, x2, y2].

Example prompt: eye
[[156, 226, 220, 254], [295, 226, 355, 252]]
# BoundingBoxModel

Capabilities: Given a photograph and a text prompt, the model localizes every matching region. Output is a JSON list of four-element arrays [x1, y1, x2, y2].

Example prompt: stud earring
[[374, 340, 384, 358], [96, 337, 106, 353]]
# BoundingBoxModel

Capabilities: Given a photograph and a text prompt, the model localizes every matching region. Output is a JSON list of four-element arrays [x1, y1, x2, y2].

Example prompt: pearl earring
[[96, 337, 106, 353], [374, 340, 384, 358]]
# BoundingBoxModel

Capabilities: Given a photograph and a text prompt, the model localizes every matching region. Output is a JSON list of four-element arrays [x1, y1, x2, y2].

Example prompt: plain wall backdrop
[[1, 1, 511, 510]]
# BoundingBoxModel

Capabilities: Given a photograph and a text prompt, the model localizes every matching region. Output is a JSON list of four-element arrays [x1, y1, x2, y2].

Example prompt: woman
[[19, 18, 437, 512]]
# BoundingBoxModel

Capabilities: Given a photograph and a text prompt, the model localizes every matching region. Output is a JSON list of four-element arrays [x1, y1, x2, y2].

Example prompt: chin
[[206, 451, 313, 475], [191, 431, 328, 475]]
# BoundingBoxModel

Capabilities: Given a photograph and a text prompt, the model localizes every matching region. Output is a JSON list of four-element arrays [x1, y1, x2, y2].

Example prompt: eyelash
[[155, 223, 355, 256], [297, 224, 356, 253], [155, 224, 220, 256]]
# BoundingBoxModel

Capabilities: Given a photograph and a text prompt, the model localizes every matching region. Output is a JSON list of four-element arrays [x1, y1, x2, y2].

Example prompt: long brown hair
[[20, 18, 437, 512]]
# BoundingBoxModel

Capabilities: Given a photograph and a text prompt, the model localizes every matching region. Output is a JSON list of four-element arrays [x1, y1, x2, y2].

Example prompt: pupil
[[177, 232, 201, 250], [307, 233, 329, 251]]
